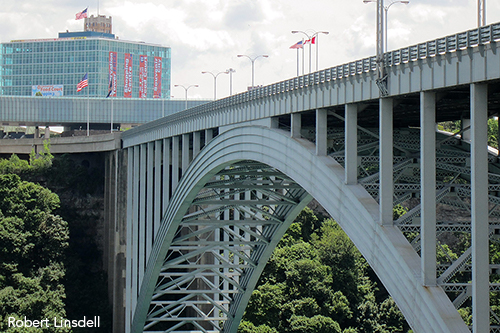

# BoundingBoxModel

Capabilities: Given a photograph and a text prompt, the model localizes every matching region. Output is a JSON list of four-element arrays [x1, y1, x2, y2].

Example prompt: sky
[[1, 0, 500, 101]]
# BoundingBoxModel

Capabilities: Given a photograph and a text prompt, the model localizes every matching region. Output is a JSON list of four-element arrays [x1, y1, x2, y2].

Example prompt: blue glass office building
[[0, 31, 171, 99]]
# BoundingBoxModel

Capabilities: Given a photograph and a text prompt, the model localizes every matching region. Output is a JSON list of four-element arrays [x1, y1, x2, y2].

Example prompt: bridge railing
[[123, 22, 500, 140]]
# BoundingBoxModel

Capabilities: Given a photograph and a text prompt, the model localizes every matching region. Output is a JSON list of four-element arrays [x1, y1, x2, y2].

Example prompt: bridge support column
[[126, 147, 133, 333], [146, 142, 154, 259], [154, 140, 161, 238], [172, 136, 180, 192], [193, 131, 201, 157], [345, 104, 358, 184], [205, 129, 213, 144], [182, 133, 190, 173], [471, 83, 489, 333], [379, 98, 393, 225], [162, 138, 171, 214], [291, 113, 301, 138], [139, 144, 147, 287], [420, 91, 436, 286], [316, 108, 327, 156], [131, 146, 140, 315]]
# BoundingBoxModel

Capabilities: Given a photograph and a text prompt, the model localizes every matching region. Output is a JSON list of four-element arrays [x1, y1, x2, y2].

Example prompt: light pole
[[363, 0, 409, 52], [202, 70, 229, 100], [227, 68, 236, 95], [174, 84, 199, 110], [478, 0, 486, 27], [291, 30, 329, 73], [237, 54, 268, 90]]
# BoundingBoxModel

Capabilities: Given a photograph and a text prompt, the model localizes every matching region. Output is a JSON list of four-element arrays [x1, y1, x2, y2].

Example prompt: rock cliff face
[[41, 152, 112, 332]]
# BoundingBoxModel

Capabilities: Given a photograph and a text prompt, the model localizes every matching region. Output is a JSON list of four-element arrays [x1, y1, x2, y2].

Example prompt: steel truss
[[143, 162, 309, 332], [332, 126, 500, 330]]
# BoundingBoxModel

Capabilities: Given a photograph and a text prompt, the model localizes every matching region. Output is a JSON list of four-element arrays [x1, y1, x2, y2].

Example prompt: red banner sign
[[108, 52, 117, 97], [139, 55, 148, 98], [124, 53, 133, 98], [153, 57, 162, 98]]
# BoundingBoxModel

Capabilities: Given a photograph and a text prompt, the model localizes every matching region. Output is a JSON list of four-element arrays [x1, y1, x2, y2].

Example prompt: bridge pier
[[104, 149, 128, 333]]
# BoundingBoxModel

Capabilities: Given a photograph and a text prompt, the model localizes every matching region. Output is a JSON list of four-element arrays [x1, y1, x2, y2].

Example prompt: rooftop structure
[[85, 15, 112, 34]]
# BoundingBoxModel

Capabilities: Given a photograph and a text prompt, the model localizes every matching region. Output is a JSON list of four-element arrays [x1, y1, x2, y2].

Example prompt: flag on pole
[[75, 8, 88, 20], [290, 40, 304, 49], [77, 73, 88, 92], [304, 36, 316, 45], [106, 77, 113, 98]]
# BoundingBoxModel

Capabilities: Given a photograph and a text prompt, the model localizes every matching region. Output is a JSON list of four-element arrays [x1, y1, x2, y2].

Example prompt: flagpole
[[111, 97, 113, 132], [302, 45, 305, 76], [296, 48, 299, 77], [87, 66, 90, 136], [87, 84, 90, 136]]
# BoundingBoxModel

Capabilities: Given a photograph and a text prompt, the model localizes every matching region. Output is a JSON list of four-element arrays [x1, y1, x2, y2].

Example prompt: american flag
[[289, 40, 304, 49], [77, 73, 88, 92], [75, 8, 88, 20]]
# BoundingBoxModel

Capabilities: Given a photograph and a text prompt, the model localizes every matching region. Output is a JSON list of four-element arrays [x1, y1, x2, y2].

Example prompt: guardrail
[[123, 22, 500, 139]]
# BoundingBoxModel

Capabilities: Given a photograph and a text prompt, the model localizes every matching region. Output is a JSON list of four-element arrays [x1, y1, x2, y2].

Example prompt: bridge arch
[[132, 125, 468, 333]]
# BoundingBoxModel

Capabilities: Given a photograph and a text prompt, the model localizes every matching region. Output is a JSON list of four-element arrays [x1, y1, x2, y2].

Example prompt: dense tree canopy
[[0, 173, 70, 332], [239, 208, 410, 333]]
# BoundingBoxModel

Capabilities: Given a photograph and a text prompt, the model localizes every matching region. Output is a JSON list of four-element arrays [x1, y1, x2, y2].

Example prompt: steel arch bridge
[[122, 22, 500, 333]]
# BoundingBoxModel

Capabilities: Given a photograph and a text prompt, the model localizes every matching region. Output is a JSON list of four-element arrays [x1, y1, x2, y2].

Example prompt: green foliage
[[488, 118, 499, 149], [0, 174, 70, 332], [288, 314, 342, 333], [238, 321, 279, 333], [0, 141, 53, 177], [239, 208, 410, 333]]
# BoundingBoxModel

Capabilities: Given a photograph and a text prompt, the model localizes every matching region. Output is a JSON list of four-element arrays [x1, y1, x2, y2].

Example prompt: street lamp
[[291, 30, 329, 73], [202, 70, 229, 100], [478, 0, 486, 27], [227, 68, 236, 95], [363, 0, 409, 52], [237, 54, 268, 90], [174, 84, 198, 110]]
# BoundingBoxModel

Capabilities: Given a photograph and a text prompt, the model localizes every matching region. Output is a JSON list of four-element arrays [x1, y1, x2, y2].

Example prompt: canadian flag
[[304, 36, 316, 45]]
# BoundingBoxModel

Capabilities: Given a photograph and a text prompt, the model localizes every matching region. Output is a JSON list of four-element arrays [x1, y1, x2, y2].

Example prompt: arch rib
[[132, 126, 468, 333]]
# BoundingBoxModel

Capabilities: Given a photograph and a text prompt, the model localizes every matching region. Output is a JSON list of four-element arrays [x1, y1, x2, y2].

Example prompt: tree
[[239, 208, 410, 333], [0, 174, 70, 332]]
